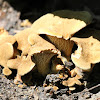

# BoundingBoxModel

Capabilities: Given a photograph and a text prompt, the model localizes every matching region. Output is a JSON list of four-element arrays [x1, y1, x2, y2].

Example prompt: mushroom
[[0, 29, 16, 75], [62, 74, 82, 87], [71, 36, 100, 72], [14, 28, 34, 56], [62, 74, 82, 91], [0, 32, 16, 45], [1, 43, 14, 76], [0, 28, 16, 54], [0, 32, 19, 58], [7, 33, 61, 83], [28, 34, 61, 76], [30, 10, 92, 60], [7, 55, 35, 83], [70, 28, 100, 79]]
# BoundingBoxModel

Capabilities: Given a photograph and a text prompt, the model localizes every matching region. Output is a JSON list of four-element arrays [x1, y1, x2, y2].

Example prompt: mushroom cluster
[[7, 29, 61, 83], [0, 10, 100, 91], [30, 10, 92, 60]]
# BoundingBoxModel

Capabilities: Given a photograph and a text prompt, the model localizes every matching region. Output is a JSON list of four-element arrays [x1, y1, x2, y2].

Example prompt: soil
[[0, 0, 100, 100]]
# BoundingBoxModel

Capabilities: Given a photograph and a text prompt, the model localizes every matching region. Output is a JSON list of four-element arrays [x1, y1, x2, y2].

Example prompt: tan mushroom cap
[[0, 34, 16, 45], [1, 43, 14, 75], [71, 36, 100, 71], [0, 28, 16, 45], [28, 34, 60, 55], [31, 14, 86, 40], [28, 34, 61, 76], [7, 55, 35, 76], [30, 10, 92, 59], [31, 10, 92, 39], [14, 28, 34, 55]]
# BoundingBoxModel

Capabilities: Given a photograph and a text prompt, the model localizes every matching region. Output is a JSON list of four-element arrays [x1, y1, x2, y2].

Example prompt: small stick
[[88, 84, 100, 91]]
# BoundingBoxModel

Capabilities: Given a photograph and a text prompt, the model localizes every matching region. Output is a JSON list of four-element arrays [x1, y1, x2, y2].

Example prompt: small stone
[[60, 88, 68, 94]]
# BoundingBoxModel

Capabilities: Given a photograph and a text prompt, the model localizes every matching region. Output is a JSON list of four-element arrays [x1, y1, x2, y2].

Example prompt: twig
[[83, 84, 100, 92], [88, 84, 100, 91]]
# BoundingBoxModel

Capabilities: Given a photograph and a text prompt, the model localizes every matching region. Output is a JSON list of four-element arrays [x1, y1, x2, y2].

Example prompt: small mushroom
[[71, 36, 100, 72], [30, 10, 92, 60], [28, 34, 61, 76], [45, 54, 63, 74], [62, 75, 82, 87], [7, 55, 35, 75], [7, 55, 35, 83], [1, 43, 14, 75]]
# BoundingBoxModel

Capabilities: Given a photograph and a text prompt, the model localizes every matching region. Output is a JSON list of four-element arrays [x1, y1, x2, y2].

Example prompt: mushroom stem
[[14, 74, 22, 84]]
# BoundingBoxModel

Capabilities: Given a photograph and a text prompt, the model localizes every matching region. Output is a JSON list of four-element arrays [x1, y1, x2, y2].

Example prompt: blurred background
[[3, 0, 100, 21], [1, 0, 100, 33]]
